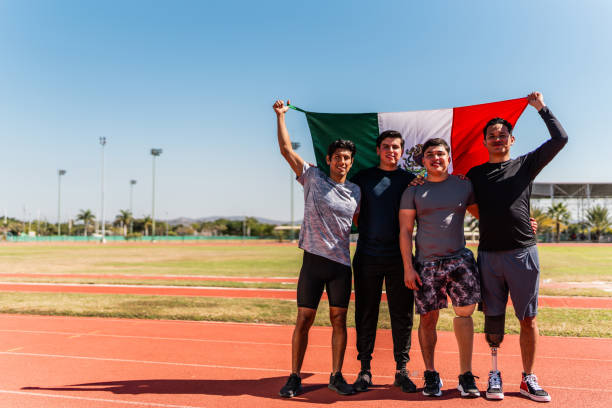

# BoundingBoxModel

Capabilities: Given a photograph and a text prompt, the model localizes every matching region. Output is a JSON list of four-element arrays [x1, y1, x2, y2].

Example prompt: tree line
[[530, 203, 611, 242], [0, 210, 281, 238]]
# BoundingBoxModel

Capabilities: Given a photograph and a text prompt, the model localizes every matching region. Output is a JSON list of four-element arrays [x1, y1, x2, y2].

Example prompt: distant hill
[[166, 216, 302, 226]]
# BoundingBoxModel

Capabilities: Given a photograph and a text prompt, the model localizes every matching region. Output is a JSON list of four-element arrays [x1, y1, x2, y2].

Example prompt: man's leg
[[280, 306, 316, 398], [326, 261, 356, 396], [418, 310, 439, 371], [519, 316, 538, 374], [280, 251, 325, 398], [452, 304, 476, 374], [479, 250, 509, 400], [419, 310, 444, 397], [353, 254, 384, 371], [503, 246, 550, 402], [330, 307, 348, 374], [444, 250, 482, 398], [291, 307, 317, 374], [384, 265, 417, 393], [384, 265, 414, 370]]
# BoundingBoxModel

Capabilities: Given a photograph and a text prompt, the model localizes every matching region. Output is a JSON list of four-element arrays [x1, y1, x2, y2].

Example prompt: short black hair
[[483, 117, 513, 139], [327, 139, 356, 158], [422, 138, 450, 154], [376, 130, 404, 149], [415, 138, 450, 166]]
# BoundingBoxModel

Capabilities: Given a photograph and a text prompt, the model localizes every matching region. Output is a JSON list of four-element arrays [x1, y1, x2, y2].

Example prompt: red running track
[[0, 314, 610, 407], [0, 282, 610, 309], [0, 273, 297, 283]]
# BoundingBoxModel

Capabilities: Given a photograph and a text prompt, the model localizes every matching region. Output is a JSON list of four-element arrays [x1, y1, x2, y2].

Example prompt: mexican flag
[[290, 97, 528, 177]]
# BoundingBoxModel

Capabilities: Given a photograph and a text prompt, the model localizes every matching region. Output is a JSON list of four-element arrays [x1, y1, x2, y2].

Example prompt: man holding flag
[[467, 92, 568, 402], [273, 100, 361, 398]]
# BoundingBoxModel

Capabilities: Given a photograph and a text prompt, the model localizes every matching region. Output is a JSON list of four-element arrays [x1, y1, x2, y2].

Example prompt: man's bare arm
[[399, 209, 421, 290], [274, 99, 305, 177]]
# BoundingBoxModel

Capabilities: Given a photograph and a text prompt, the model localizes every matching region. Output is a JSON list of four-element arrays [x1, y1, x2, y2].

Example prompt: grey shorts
[[478, 245, 540, 320]]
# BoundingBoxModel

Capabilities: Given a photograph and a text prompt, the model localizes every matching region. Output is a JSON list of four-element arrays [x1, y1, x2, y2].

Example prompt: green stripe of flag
[[291, 106, 380, 178]]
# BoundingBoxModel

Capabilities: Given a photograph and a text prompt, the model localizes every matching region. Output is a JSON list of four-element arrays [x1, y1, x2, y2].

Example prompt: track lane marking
[[0, 389, 201, 408], [1, 351, 610, 393], [0, 328, 609, 363]]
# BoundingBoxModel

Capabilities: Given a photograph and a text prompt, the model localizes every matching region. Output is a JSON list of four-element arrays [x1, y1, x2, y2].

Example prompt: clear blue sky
[[0, 1, 610, 223]]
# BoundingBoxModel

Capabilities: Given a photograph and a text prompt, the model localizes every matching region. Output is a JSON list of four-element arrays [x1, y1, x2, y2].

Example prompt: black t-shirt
[[466, 107, 568, 251], [350, 167, 415, 257]]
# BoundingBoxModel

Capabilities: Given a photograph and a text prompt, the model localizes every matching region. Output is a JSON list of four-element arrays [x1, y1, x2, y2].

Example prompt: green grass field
[[0, 244, 609, 294], [0, 243, 610, 337], [0, 292, 608, 338], [0, 244, 610, 279]]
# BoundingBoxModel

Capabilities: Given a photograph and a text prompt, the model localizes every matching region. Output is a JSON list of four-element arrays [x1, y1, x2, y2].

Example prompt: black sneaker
[[353, 370, 372, 392], [520, 373, 551, 402], [422, 370, 443, 397], [457, 371, 480, 397], [394, 369, 417, 393], [328, 372, 356, 395], [486, 370, 504, 400], [279, 373, 302, 398]]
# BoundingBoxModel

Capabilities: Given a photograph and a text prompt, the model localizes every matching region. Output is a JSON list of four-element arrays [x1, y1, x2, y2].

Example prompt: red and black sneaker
[[520, 373, 551, 402]]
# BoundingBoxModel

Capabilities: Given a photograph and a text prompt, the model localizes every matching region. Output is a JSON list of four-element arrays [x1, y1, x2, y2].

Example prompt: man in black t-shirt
[[466, 92, 567, 403], [350, 130, 417, 393]]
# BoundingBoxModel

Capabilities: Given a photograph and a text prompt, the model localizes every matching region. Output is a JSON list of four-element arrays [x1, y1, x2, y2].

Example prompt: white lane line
[[0, 281, 297, 292], [2, 314, 612, 339], [0, 328, 610, 363], [0, 352, 610, 393], [0, 389, 201, 408], [0, 273, 297, 280]]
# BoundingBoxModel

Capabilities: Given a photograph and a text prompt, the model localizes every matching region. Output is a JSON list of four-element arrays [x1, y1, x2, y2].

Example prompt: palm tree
[[115, 210, 133, 236], [586, 205, 611, 240], [546, 202, 570, 242], [530, 206, 553, 241], [76, 209, 95, 237], [142, 215, 152, 237]]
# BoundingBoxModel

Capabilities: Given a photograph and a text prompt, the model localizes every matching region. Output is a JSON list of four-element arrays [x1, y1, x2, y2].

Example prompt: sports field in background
[[0, 243, 610, 338]]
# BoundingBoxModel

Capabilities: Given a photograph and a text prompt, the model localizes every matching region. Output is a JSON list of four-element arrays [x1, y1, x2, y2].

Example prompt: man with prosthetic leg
[[483, 314, 505, 399], [467, 92, 568, 402], [273, 100, 361, 398]]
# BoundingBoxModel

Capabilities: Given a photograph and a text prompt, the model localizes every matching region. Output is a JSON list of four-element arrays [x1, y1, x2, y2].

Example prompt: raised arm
[[274, 100, 305, 177], [525, 92, 568, 178], [399, 208, 421, 290]]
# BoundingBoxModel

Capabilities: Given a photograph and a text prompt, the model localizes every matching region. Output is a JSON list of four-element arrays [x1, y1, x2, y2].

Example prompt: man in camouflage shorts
[[399, 138, 481, 398]]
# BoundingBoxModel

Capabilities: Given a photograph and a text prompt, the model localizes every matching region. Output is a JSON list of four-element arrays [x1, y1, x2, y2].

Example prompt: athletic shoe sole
[[457, 384, 480, 398], [520, 389, 551, 402], [485, 390, 504, 400], [279, 387, 302, 398], [422, 378, 443, 397]]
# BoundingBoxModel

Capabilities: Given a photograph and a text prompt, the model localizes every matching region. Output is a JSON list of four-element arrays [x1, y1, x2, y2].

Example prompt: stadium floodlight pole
[[99, 137, 107, 243], [150, 148, 163, 241], [57, 169, 66, 236], [290, 142, 300, 241], [129, 179, 137, 233]]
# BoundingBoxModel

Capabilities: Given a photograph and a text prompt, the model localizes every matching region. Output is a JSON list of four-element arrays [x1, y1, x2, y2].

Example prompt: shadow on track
[[22, 375, 472, 404]]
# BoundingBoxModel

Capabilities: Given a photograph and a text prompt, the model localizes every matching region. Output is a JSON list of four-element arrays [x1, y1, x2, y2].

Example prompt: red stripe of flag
[[451, 98, 528, 175]]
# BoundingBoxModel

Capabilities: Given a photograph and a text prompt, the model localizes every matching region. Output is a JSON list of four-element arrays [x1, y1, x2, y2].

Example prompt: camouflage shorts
[[414, 248, 481, 315]]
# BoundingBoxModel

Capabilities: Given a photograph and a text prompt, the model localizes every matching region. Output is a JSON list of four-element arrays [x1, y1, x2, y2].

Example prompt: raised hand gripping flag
[[290, 98, 528, 177]]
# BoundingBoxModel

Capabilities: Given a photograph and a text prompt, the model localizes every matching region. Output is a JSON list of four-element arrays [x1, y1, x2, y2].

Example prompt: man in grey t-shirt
[[273, 100, 361, 398], [399, 138, 481, 398]]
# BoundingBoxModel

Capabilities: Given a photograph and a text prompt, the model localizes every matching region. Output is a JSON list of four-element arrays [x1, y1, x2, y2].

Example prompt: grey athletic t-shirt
[[400, 175, 475, 262], [298, 163, 361, 266]]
